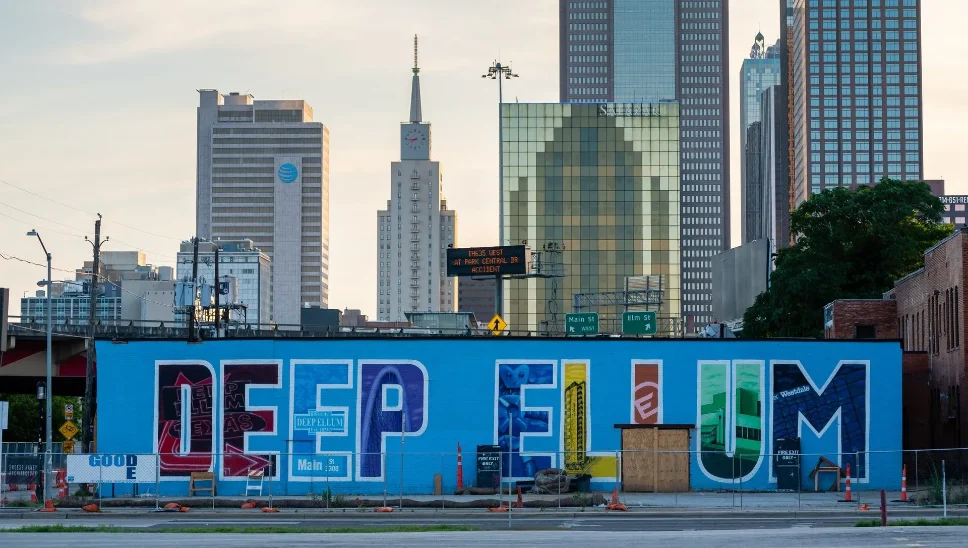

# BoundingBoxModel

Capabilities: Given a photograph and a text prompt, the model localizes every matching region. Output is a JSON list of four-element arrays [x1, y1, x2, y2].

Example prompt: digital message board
[[446, 246, 529, 277]]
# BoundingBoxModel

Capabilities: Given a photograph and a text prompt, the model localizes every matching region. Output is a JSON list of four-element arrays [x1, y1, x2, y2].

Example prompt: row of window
[[806, 130, 919, 142]]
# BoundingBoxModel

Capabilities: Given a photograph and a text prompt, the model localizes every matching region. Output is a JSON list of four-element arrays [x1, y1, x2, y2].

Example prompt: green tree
[[0, 393, 84, 444], [743, 178, 952, 338]]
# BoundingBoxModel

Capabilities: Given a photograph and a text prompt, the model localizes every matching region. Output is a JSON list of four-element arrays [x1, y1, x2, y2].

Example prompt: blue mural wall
[[94, 339, 901, 495]]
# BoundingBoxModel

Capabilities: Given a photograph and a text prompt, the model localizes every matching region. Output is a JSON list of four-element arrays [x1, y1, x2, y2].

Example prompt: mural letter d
[[155, 361, 216, 477]]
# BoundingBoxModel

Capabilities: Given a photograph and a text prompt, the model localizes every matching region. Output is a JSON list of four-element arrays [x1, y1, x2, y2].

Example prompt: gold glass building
[[501, 102, 680, 333]]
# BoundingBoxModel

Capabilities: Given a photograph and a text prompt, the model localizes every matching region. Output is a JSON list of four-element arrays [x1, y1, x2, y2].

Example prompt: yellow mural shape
[[563, 361, 616, 479]]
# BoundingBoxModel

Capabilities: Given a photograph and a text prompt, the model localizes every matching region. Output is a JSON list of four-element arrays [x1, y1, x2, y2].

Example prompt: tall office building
[[559, 0, 728, 326], [501, 102, 681, 333], [740, 34, 781, 243], [196, 90, 330, 325], [376, 38, 457, 322], [789, 0, 923, 205]]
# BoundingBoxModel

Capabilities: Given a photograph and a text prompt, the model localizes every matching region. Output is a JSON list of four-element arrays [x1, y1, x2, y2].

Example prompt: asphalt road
[[0, 512, 892, 531], [0, 528, 964, 548]]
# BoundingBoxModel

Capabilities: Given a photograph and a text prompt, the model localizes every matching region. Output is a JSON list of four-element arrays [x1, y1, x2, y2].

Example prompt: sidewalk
[[2, 489, 946, 514]]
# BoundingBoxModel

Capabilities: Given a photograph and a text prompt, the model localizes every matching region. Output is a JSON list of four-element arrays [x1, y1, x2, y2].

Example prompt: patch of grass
[[856, 517, 968, 527], [12, 524, 477, 534]]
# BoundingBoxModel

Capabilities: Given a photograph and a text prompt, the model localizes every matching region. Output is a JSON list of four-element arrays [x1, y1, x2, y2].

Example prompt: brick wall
[[888, 230, 968, 448], [824, 299, 897, 340]]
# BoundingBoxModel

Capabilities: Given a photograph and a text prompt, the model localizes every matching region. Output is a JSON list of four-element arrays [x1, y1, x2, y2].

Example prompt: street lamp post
[[482, 61, 518, 319], [27, 229, 52, 507]]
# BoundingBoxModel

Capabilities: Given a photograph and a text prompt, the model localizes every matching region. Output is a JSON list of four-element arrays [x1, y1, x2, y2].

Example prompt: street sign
[[622, 311, 658, 335], [62, 440, 75, 454], [58, 420, 79, 440], [565, 313, 599, 336], [64, 404, 74, 420], [488, 314, 508, 336]]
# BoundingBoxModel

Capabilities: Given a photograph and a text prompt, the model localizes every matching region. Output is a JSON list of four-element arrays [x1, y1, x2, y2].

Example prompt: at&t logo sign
[[278, 163, 298, 183]]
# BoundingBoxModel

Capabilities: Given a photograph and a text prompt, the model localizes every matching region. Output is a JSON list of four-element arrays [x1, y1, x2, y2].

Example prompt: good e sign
[[66, 453, 159, 484]]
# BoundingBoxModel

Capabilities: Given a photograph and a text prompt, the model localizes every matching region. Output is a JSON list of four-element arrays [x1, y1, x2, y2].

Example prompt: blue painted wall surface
[[94, 339, 901, 495]]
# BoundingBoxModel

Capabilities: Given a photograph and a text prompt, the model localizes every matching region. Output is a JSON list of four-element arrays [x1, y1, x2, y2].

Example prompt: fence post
[[942, 459, 947, 518], [382, 451, 388, 509], [155, 453, 160, 511], [914, 450, 919, 495], [674, 451, 679, 508], [855, 450, 860, 510], [98, 456, 102, 509]]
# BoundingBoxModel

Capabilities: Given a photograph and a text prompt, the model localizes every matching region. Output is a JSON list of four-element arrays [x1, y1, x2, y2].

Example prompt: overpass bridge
[[2, 314, 691, 396]]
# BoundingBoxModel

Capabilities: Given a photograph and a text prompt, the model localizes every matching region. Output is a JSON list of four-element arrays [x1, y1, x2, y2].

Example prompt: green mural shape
[[698, 362, 763, 482]]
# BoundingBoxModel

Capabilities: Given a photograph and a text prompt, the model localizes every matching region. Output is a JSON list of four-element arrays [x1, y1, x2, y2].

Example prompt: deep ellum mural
[[95, 339, 901, 495]]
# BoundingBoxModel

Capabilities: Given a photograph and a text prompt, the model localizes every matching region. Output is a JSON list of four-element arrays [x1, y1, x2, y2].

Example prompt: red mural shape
[[156, 363, 215, 476], [222, 363, 279, 477], [632, 362, 660, 424]]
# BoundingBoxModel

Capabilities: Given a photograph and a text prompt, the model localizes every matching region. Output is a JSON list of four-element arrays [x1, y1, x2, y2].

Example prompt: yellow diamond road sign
[[58, 420, 79, 440], [489, 314, 508, 336]]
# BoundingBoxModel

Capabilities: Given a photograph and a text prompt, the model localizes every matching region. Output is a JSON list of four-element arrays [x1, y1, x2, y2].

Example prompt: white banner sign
[[66, 454, 158, 484]]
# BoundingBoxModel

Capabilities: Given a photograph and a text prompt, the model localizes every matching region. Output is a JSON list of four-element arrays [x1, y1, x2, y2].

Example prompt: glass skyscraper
[[740, 34, 781, 243], [790, 0, 923, 205], [559, 0, 728, 327], [501, 103, 681, 333]]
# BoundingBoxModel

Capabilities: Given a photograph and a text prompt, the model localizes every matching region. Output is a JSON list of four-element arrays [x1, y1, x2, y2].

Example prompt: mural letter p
[[356, 361, 429, 480]]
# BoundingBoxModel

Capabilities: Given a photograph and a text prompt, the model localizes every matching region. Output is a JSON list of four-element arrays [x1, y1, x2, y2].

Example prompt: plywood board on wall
[[620, 426, 690, 493]]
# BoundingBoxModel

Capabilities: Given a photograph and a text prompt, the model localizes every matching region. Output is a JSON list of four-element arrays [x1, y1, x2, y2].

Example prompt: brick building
[[825, 229, 968, 449]]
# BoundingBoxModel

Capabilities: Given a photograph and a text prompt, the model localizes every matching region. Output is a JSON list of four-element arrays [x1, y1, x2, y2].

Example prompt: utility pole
[[214, 245, 220, 337], [188, 237, 199, 342], [82, 214, 106, 453], [482, 60, 519, 319]]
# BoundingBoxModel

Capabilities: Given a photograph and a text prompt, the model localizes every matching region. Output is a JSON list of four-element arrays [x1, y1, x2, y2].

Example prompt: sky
[[1, 0, 966, 319]]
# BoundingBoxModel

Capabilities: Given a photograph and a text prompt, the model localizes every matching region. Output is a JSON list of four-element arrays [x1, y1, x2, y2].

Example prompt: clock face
[[404, 128, 427, 150]]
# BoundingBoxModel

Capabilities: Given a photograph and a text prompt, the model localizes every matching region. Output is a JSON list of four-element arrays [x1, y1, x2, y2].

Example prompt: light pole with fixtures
[[26, 229, 52, 508], [482, 61, 518, 319]]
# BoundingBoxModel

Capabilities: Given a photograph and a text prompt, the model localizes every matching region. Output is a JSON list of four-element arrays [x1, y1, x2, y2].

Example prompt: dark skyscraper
[[559, 0, 729, 327], [788, 0, 924, 206]]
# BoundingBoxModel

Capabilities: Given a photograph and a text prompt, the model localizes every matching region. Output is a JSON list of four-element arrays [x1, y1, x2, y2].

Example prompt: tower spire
[[413, 34, 419, 74], [409, 34, 422, 123]]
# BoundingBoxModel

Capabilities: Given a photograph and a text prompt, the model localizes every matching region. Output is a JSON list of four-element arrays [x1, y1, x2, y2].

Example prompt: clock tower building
[[376, 36, 457, 322]]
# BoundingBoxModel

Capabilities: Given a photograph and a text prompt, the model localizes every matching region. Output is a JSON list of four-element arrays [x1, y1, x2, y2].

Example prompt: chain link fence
[[3, 448, 968, 510]]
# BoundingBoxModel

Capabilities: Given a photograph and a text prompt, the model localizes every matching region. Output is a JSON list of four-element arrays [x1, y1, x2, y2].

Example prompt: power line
[[0, 177, 182, 242], [0, 200, 90, 234], [0, 251, 76, 273], [0, 210, 87, 240]]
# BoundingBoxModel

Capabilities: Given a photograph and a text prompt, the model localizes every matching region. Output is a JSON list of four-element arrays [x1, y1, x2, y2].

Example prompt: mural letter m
[[770, 361, 869, 482]]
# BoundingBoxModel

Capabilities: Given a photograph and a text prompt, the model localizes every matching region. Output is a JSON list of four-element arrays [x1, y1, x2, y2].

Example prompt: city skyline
[[1, 0, 964, 320]]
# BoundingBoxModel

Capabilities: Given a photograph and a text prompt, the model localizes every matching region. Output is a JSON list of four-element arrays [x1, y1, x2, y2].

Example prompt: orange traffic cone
[[82, 504, 100, 513], [241, 501, 257, 509], [857, 503, 869, 511], [375, 506, 394, 512], [844, 463, 852, 502], [179, 506, 190, 513], [163, 502, 181, 510], [606, 485, 628, 511], [40, 499, 56, 512], [487, 505, 509, 512], [260, 506, 278, 513], [901, 464, 908, 502]]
